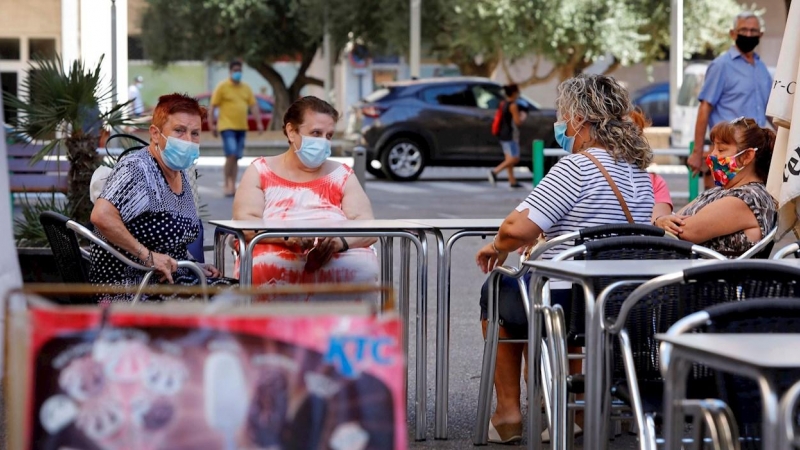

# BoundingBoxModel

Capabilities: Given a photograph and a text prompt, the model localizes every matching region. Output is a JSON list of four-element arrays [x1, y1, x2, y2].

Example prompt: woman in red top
[[233, 97, 379, 292]]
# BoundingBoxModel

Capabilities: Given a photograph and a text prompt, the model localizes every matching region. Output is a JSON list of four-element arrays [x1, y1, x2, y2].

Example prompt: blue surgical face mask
[[158, 131, 200, 171], [231, 71, 243, 82], [294, 135, 331, 169], [554, 120, 576, 153]]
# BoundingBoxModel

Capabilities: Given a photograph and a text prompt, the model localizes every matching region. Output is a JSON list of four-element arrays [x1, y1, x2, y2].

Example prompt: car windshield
[[519, 95, 541, 110], [677, 72, 705, 107]]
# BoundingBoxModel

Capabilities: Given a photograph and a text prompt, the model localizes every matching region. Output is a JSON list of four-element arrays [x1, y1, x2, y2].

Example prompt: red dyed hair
[[710, 117, 776, 180], [151, 93, 206, 130]]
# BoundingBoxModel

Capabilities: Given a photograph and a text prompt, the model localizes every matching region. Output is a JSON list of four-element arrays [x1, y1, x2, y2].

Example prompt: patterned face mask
[[705, 147, 757, 187]]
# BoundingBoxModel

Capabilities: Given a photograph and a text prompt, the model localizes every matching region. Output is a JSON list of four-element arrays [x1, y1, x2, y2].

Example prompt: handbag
[[580, 151, 634, 223]]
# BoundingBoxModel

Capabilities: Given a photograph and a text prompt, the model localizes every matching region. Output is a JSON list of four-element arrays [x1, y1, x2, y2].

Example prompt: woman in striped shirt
[[476, 74, 655, 444]]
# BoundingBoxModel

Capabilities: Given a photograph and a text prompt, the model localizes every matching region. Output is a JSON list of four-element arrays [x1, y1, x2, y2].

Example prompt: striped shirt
[[515, 147, 654, 260]]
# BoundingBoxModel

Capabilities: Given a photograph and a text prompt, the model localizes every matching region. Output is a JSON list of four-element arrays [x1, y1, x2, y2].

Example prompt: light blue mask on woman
[[553, 121, 576, 153], [294, 135, 331, 168], [159, 133, 200, 171]]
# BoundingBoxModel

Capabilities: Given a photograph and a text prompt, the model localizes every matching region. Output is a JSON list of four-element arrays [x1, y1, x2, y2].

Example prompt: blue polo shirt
[[698, 46, 772, 128]]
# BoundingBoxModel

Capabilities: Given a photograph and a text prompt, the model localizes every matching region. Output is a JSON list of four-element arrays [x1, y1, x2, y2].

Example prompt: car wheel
[[380, 138, 426, 181], [366, 162, 387, 179]]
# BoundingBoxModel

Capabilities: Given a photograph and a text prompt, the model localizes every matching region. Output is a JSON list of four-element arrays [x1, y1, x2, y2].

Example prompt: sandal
[[488, 420, 523, 444], [541, 424, 583, 443]]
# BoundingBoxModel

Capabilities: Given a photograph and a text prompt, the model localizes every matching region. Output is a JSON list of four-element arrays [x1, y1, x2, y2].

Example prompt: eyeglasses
[[736, 27, 761, 36]]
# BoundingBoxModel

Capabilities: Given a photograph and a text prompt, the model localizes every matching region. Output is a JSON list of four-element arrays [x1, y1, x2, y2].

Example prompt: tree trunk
[[252, 47, 324, 131], [66, 135, 101, 224], [254, 63, 292, 131]]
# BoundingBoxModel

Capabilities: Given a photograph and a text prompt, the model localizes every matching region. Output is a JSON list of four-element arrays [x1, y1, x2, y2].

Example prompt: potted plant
[[4, 54, 135, 281]]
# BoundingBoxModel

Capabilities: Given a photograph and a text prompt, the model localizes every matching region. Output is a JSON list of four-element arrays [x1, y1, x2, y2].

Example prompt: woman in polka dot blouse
[[90, 93, 236, 299]]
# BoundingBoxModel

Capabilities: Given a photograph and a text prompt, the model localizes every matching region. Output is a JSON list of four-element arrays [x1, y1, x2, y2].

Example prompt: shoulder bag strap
[[580, 151, 634, 223]]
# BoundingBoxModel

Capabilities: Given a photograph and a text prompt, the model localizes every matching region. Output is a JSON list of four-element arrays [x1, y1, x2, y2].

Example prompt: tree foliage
[[425, 0, 745, 85], [140, 0, 405, 126]]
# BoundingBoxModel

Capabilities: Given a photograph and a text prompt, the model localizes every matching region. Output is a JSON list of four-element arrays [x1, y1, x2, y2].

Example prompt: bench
[[7, 143, 69, 193]]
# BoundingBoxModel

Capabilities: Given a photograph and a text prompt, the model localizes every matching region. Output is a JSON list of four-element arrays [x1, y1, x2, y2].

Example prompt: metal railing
[[532, 140, 703, 201]]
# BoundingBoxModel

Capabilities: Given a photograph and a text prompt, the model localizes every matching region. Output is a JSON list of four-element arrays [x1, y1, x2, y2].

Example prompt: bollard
[[533, 140, 545, 186], [688, 141, 699, 202], [352, 145, 367, 188]]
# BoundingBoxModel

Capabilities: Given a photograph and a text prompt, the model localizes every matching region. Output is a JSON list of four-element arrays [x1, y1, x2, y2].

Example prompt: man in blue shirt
[[687, 11, 772, 183]]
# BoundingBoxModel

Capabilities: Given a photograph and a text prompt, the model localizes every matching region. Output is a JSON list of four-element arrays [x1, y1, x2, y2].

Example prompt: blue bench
[[8, 144, 69, 193]]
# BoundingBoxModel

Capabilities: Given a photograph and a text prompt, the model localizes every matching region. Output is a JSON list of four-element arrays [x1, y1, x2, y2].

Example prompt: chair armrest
[[66, 220, 151, 272], [737, 225, 777, 259]]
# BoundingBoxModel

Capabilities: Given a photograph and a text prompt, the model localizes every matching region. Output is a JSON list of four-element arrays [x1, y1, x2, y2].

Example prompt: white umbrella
[[766, 0, 800, 239]]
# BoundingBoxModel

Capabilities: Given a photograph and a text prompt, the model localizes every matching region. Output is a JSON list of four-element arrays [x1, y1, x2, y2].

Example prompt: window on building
[[1, 72, 19, 123], [420, 84, 475, 107], [29, 38, 56, 59], [0, 39, 21, 60], [128, 36, 145, 60]]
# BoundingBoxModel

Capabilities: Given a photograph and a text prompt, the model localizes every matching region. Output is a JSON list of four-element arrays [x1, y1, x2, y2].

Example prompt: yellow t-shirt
[[210, 79, 256, 131]]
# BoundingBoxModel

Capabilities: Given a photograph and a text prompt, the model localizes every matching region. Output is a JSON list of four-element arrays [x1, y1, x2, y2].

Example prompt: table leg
[[431, 229, 448, 440], [528, 275, 546, 450], [663, 354, 691, 450], [759, 376, 781, 450], [583, 287, 600, 450], [399, 238, 411, 400], [414, 230, 428, 441]]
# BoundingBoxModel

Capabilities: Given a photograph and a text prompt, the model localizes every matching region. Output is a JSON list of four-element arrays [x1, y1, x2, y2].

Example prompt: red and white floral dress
[[237, 157, 379, 291]]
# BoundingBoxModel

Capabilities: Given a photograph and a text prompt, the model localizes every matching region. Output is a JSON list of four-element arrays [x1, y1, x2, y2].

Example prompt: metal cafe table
[[658, 333, 800, 450], [404, 218, 504, 439], [520, 259, 720, 450], [209, 219, 432, 440]]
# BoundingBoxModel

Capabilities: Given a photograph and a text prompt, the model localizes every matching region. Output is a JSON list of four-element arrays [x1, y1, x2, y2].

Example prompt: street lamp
[[410, 0, 420, 79], [111, 0, 118, 106]]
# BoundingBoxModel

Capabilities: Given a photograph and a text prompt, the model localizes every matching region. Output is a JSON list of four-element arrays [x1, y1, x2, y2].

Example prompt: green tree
[[3, 56, 132, 224], [426, 0, 742, 86], [140, 0, 405, 126]]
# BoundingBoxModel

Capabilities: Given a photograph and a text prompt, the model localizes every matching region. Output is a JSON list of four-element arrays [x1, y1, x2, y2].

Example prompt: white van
[[671, 61, 776, 148], [670, 62, 710, 148]]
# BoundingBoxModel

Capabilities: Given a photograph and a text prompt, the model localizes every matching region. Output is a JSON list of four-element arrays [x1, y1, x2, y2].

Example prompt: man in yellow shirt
[[208, 61, 263, 196]]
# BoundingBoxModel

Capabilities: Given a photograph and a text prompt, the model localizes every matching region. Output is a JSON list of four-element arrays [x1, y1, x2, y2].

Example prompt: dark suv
[[346, 77, 558, 181]]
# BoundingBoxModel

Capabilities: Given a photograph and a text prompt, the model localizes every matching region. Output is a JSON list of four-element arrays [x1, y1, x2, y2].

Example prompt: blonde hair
[[556, 74, 653, 170]]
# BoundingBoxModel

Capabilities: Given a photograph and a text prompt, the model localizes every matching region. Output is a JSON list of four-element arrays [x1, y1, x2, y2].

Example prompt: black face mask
[[736, 34, 760, 53]]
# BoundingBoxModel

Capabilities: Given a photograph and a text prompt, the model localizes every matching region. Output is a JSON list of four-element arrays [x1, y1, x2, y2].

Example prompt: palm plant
[[3, 54, 135, 224]]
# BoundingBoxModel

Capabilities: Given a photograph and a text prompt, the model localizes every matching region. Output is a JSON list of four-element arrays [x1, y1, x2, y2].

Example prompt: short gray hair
[[733, 11, 764, 31]]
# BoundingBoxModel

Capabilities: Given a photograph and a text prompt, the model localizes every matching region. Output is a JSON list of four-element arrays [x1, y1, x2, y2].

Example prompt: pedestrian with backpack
[[489, 84, 526, 188]]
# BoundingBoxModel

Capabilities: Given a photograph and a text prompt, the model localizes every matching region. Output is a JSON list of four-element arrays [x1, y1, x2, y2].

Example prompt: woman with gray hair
[[474, 74, 655, 443]]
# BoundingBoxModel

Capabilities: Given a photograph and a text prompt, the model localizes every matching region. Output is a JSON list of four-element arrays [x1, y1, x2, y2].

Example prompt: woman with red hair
[[90, 93, 235, 299]]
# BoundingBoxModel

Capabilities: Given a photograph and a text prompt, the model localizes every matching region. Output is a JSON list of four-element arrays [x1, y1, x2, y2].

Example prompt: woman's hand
[[653, 214, 686, 235], [476, 243, 509, 274], [199, 263, 221, 278], [304, 237, 337, 272], [150, 252, 177, 283], [281, 237, 316, 251]]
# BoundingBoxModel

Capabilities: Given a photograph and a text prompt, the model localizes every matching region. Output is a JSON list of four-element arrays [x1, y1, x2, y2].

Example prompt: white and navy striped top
[[515, 147, 654, 260]]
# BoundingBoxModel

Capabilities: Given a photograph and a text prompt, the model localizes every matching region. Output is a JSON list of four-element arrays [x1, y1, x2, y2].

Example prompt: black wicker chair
[[663, 298, 800, 450], [39, 211, 91, 302], [38, 211, 208, 303], [540, 236, 725, 449], [599, 261, 800, 450]]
